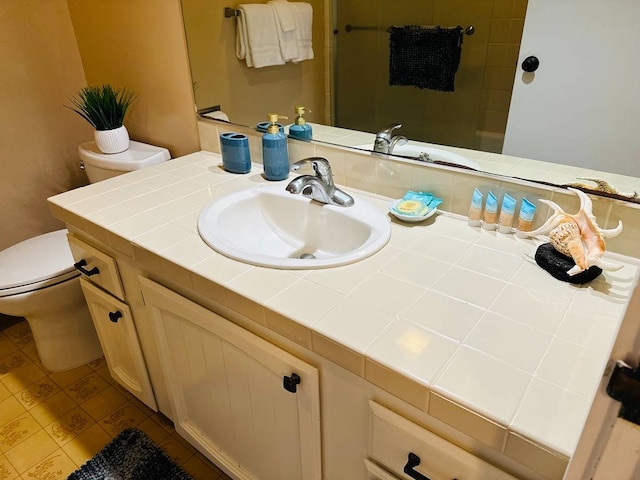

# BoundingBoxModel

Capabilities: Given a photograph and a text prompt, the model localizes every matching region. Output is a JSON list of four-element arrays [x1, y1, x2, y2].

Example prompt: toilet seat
[[0, 229, 78, 297]]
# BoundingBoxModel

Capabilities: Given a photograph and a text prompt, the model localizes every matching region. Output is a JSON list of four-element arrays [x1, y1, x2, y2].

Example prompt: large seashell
[[548, 219, 586, 269], [524, 188, 623, 276]]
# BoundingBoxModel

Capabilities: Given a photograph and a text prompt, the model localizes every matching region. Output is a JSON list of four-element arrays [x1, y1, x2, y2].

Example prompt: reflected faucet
[[374, 123, 408, 155], [285, 157, 355, 207]]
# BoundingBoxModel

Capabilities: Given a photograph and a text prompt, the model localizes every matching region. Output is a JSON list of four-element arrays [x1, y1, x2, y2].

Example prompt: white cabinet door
[[140, 277, 322, 480], [80, 278, 157, 410], [503, 0, 640, 177]]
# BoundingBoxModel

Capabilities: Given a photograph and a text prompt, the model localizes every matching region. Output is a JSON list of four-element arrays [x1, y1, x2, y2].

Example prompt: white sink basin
[[198, 185, 391, 269], [356, 142, 481, 170]]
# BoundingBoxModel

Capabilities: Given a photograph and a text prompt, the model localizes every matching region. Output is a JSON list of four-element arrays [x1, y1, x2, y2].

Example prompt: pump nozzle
[[266, 113, 288, 134]]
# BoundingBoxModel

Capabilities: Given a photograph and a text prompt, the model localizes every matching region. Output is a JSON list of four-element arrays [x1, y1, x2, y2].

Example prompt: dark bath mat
[[67, 427, 193, 480]]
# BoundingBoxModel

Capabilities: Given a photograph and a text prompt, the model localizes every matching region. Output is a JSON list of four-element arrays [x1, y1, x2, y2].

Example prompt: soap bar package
[[220, 132, 251, 174]]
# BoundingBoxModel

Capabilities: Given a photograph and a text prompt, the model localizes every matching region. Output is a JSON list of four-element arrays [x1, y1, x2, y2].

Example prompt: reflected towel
[[290, 2, 314, 62], [268, 0, 299, 61], [389, 25, 463, 91], [236, 4, 285, 68]]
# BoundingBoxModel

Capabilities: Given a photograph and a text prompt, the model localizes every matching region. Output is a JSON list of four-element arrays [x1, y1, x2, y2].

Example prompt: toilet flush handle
[[74, 259, 100, 276]]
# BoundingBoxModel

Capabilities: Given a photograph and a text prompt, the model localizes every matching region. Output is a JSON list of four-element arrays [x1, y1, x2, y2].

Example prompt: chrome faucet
[[285, 157, 355, 207], [374, 123, 408, 155]]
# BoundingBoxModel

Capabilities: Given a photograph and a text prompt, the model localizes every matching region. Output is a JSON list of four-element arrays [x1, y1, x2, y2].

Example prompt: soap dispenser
[[289, 106, 313, 140], [262, 113, 290, 181]]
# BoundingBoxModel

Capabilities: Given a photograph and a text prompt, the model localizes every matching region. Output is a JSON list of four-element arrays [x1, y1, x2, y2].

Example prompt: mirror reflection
[[182, 0, 640, 204]]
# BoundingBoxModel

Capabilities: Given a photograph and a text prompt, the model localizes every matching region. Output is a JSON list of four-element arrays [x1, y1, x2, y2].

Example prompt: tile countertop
[[48, 151, 639, 461]]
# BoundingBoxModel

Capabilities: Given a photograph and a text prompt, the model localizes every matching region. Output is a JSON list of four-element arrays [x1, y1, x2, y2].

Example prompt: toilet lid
[[78, 140, 171, 171], [0, 229, 78, 297]]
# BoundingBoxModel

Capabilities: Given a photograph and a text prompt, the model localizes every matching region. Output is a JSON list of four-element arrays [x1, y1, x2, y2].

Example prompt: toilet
[[0, 140, 170, 371]]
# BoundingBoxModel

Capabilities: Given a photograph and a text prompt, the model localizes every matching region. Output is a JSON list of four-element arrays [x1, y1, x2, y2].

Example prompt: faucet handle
[[291, 157, 334, 186], [377, 123, 403, 140]]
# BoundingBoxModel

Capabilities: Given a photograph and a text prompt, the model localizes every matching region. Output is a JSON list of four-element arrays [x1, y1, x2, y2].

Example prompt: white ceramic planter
[[94, 125, 130, 154]]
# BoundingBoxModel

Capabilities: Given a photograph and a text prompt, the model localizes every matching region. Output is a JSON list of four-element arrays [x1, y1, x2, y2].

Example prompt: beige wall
[[0, 0, 90, 250], [1, 1, 200, 251], [66, 0, 200, 158], [183, 0, 326, 126]]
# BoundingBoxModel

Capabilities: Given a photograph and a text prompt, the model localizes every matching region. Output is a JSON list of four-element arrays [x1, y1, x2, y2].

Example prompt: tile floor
[[0, 319, 232, 480]]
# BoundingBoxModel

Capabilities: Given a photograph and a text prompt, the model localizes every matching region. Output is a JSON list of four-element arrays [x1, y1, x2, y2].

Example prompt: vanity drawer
[[67, 234, 125, 301], [369, 401, 516, 480]]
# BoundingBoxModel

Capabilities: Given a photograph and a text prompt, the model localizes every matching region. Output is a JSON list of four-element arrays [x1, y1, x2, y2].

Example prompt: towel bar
[[345, 24, 475, 36], [224, 7, 239, 17]]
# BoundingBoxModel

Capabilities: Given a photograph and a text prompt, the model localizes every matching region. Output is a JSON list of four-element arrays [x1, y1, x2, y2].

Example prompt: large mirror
[[181, 0, 640, 204]]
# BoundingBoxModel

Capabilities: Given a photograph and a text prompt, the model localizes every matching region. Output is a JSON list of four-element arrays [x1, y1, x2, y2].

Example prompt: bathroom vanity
[[48, 151, 639, 480]]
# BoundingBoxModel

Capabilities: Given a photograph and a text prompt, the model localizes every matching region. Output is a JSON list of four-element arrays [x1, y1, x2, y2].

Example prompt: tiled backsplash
[[198, 119, 640, 259]]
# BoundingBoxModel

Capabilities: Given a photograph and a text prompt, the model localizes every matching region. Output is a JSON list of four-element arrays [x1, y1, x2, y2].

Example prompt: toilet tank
[[78, 140, 171, 183]]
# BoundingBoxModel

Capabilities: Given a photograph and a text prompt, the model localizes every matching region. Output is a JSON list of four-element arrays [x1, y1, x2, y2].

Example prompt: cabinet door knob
[[74, 259, 100, 276], [283, 373, 301, 393], [403, 453, 431, 480], [108, 311, 123, 323]]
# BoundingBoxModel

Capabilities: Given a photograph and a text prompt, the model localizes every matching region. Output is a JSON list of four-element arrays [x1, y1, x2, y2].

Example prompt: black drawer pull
[[404, 453, 430, 480], [108, 311, 123, 323], [283, 373, 301, 393], [74, 259, 100, 276]]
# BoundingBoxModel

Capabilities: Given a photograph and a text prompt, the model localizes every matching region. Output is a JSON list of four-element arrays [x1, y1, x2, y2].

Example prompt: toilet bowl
[[0, 141, 171, 371], [0, 230, 102, 371]]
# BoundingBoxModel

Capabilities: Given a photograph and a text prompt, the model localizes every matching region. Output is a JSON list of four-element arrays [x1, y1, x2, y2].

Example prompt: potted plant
[[67, 84, 137, 154]]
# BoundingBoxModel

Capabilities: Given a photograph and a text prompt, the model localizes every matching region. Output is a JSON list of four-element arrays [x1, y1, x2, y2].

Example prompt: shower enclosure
[[334, 0, 528, 153]]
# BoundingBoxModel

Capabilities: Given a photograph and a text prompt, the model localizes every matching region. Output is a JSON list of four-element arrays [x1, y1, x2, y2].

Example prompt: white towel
[[235, 4, 285, 68], [290, 2, 314, 63], [268, 0, 298, 61]]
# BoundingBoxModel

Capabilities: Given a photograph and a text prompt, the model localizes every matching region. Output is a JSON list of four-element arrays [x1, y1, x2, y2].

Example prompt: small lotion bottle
[[288, 106, 313, 140], [497, 193, 516, 233], [262, 113, 290, 181], [482, 191, 498, 230], [468, 188, 483, 226], [516, 197, 537, 237]]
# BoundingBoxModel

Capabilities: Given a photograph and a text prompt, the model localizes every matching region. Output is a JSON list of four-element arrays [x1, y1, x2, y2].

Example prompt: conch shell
[[526, 188, 623, 276]]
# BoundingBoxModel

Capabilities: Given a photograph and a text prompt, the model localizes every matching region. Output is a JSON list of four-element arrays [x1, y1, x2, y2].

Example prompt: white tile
[[108, 213, 166, 239], [510, 260, 579, 302], [228, 268, 300, 303], [536, 339, 607, 397], [356, 244, 403, 270], [429, 214, 484, 244], [456, 245, 524, 281], [350, 273, 424, 315], [511, 378, 591, 457], [380, 252, 451, 288], [432, 267, 507, 309], [267, 279, 343, 326], [191, 253, 253, 284], [464, 312, 552, 373], [136, 173, 183, 190], [402, 290, 484, 342], [366, 319, 459, 386], [488, 284, 569, 333], [434, 346, 532, 425], [305, 261, 376, 295], [556, 309, 620, 353], [405, 231, 473, 264], [147, 199, 201, 223], [313, 299, 395, 352], [161, 236, 215, 268], [133, 223, 194, 252]]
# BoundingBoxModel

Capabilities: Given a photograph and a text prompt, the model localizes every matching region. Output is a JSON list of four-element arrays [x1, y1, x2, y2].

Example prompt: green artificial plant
[[67, 84, 137, 131]]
